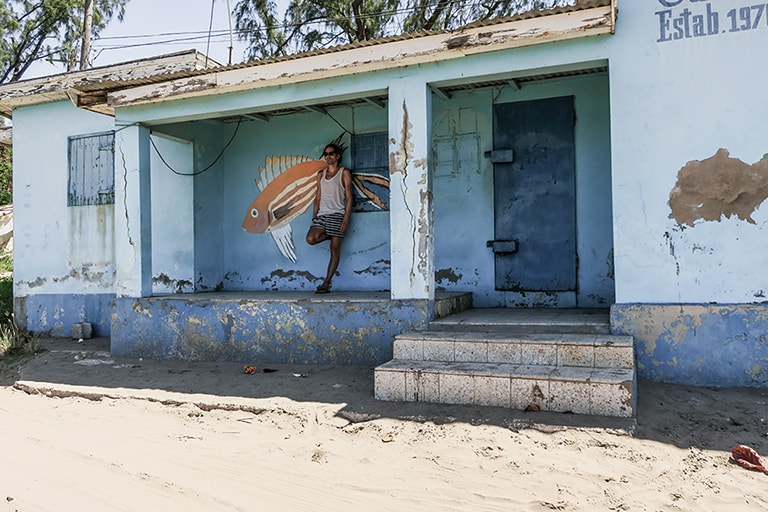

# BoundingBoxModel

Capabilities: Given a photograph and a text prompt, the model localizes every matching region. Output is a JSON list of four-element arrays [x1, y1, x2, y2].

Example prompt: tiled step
[[429, 308, 611, 334], [374, 360, 635, 417], [393, 331, 634, 369]]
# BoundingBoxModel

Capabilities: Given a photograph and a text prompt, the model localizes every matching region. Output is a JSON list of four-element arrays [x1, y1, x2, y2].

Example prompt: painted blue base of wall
[[111, 292, 470, 365], [19, 294, 114, 338], [611, 304, 768, 388]]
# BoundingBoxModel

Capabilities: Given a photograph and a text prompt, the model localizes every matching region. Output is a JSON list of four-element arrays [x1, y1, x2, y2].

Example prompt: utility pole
[[227, 0, 234, 65], [80, 0, 94, 70]]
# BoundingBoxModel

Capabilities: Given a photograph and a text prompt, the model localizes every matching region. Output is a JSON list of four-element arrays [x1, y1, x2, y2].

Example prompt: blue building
[[0, 0, 766, 390]]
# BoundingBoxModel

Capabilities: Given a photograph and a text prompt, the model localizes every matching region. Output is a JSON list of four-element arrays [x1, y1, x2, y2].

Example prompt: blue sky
[[29, 0, 262, 78], [92, 0, 250, 67]]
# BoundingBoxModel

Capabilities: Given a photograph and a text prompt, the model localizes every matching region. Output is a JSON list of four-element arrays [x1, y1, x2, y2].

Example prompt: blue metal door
[[491, 96, 576, 291]]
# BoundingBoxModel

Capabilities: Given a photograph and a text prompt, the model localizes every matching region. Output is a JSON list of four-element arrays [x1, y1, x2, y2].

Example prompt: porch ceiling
[[202, 65, 608, 124]]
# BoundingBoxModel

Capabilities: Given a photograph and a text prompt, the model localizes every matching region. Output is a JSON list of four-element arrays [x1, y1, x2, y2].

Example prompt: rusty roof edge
[[198, 0, 613, 74], [0, 0, 615, 117], [108, 4, 614, 110], [0, 49, 217, 112]]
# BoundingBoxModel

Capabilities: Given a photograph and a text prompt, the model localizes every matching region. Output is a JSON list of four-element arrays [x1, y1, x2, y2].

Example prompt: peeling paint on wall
[[20, 264, 114, 289], [611, 304, 768, 387], [390, 100, 414, 177], [669, 148, 768, 227], [110, 294, 452, 365], [152, 273, 193, 293], [353, 259, 391, 276], [259, 269, 318, 288], [435, 268, 463, 285]]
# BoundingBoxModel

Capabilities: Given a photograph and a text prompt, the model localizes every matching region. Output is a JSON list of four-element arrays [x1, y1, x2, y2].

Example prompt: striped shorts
[[311, 212, 346, 238]]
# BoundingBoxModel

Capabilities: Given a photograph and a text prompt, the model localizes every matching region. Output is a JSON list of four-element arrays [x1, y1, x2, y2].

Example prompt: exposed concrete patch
[[152, 273, 193, 293], [353, 259, 391, 276], [111, 295, 433, 365], [389, 100, 413, 178], [669, 148, 768, 226], [435, 267, 463, 285], [260, 269, 318, 287]]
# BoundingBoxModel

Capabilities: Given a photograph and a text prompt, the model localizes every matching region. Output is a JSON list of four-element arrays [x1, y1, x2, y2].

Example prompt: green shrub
[[0, 320, 41, 359], [0, 260, 11, 323], [0, 147, 11, 206], [0, 252, 41, 360]]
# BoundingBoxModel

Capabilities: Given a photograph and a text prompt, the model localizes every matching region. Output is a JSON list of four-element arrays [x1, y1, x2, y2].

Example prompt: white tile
[[393, 339, 422, 360], [474, 375, 511, 408], [488, 342, 521, 364], [413, 370, 440, 403], [594, 345, 634, 369], [510, 376, 549, 411], [439, 373, 474, 404], [423, 340, 455, 361], [591, 380, 634, 417], [374, 370, 406, 401], [455, 341, 488, 362], [558, 343, 594, 367], [521, 342, 557, 366], [549, 379, 591, 414]]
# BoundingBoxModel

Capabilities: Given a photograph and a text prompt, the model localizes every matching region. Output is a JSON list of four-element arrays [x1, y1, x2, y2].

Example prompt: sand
[[0, 337, 766, 511]]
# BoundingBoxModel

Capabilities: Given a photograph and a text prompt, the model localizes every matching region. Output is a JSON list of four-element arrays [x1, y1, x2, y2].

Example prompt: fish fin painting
[[348, 132, 390, 212], [269, 224, 297, 263], [242, 155, 328, 263], [352, 172, 390, 211]]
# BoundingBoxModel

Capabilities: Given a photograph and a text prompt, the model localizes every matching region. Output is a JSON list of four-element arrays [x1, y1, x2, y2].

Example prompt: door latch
[[486, 240, 518, 254]]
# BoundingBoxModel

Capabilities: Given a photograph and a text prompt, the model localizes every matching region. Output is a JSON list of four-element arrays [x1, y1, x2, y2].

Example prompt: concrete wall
[[110, 293, 443, 365], [431, 73, 614, 308], [150, 108, 392, 293], [12, 101, 116, 336], [607, 0, 768, 386]]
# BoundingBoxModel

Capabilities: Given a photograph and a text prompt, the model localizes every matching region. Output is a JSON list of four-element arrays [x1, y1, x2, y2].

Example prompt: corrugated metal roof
[[0, 0, 614, 117], [194, 0, 612, 75]]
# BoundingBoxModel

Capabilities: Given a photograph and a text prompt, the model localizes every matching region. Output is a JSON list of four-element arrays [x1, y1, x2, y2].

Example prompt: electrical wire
[[149, 117, 243, 176], [85, 0, 569, 55]]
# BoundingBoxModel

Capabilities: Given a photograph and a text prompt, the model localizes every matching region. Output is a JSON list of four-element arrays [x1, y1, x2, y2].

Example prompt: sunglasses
[[322, 151, 336, 156]]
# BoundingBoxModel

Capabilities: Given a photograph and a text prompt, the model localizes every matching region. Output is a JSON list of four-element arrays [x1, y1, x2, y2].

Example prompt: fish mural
[[352, 172, 390, 211], [243, 152, 391, 262], [243, 156, 328, 263]]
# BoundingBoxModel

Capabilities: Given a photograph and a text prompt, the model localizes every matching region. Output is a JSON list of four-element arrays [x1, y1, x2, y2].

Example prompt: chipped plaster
[[669, 149, 768, 227]]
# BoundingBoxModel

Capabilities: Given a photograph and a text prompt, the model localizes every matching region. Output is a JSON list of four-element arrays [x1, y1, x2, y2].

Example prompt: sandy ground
[[0, 337, 766, 512]]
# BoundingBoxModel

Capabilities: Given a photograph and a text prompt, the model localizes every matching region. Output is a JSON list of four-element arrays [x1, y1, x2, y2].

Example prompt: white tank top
[[317, 167, 346, 215]]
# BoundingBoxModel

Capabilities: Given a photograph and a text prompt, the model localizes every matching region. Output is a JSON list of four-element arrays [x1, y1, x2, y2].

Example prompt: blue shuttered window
[[350, 131, 390, 212], [68, 131, 115, 206]]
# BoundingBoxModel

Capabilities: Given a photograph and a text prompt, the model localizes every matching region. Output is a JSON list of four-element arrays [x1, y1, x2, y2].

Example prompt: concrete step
[[429, 308, 611, 334], [374, 360, 635, 417], [393, 331, 634, 369]]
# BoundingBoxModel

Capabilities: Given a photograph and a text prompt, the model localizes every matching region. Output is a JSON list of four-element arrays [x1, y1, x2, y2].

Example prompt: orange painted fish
[[243, 156, 328, 262]]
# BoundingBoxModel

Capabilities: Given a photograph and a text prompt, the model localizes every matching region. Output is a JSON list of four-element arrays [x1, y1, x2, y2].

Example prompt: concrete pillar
[[113, 123, 152, 297], [388, 78, 434, 300]]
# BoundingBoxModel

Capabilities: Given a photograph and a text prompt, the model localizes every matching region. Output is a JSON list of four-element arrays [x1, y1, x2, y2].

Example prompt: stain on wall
[[109, 294, 468, 365], [611, 304, 768, 388], [669, 148, 768, 226]]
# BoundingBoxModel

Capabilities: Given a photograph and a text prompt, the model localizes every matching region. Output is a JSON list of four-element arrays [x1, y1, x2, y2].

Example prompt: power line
[[45, 0, 577, 68]]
